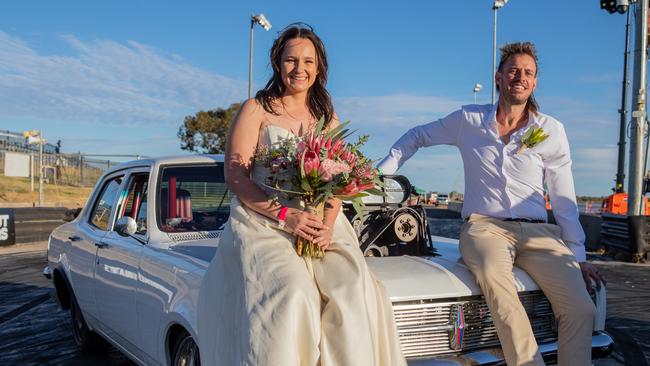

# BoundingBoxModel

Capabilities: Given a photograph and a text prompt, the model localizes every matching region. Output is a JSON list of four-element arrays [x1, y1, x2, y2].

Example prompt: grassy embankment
[[0, 175, 93, 208]]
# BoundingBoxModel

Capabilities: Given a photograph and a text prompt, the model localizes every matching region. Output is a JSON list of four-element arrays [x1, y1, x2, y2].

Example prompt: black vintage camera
[[342, 175, 436, 257]]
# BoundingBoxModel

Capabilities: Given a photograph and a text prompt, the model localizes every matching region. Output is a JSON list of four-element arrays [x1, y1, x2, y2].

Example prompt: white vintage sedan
[[44, 155, 614, 366]]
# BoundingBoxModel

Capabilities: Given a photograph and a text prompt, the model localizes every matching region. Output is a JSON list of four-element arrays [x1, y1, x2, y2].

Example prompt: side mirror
[[63, 207, 82, 222], [115, 216, 137, 237]]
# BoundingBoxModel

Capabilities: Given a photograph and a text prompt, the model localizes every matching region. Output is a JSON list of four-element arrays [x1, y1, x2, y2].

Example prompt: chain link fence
[[0, 149, 138, 187]]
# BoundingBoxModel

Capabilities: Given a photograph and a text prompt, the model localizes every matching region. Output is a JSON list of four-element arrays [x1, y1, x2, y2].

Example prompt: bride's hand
[[312, 228, 333, 251], [285, 208, 328, 241]]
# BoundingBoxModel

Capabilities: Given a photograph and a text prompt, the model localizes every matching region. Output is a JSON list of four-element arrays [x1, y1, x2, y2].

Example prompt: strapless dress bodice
[[251, 124, 302, 208]]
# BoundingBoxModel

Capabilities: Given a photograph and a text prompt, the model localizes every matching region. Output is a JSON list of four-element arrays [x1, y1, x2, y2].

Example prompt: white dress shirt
[[377, 103, 586, 261]]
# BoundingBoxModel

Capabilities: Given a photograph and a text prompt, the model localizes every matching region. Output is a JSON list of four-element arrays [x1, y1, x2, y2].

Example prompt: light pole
[[492, 0, 508, 104], [473, 83, 483, 104], [600, 0, 635, 196], [628, 0, 648, 216], [23, 130, 45, 207], [248, 13, 272, 99]]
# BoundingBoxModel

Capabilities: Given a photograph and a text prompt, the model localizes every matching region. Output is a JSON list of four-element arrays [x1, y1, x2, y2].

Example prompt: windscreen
[[157, 164, 233, 232]]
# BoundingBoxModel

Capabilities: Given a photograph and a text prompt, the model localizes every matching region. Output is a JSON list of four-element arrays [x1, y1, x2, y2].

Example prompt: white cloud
[[572, 147, 619, 195], [334, 94, 465, 128], [0, 31, 246, 125], [394, 151, 465, 193], [333, 94, 467, 172]]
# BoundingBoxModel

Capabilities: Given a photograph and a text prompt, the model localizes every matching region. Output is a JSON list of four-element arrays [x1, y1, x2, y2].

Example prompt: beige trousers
[[459, 214, 596, 366]]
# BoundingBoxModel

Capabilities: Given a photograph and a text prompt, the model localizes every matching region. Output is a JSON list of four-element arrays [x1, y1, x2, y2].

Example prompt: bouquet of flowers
[[254, 118, 383, 258]]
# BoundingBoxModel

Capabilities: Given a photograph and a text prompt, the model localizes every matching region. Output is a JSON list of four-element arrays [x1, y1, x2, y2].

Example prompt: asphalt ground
[[0, 243, 135, 366], [0, 216, 648, 365]]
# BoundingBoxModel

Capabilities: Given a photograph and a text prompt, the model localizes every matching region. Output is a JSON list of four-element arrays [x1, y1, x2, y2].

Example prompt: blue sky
[[0, 1, 636, 196]]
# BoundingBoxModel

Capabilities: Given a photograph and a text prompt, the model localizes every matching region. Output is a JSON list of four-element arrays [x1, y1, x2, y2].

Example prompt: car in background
[[44, 155, 613, 366], [436, 193, 449, 206]]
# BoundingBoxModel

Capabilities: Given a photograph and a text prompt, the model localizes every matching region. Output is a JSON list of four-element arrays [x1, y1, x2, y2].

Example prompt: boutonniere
[[517, 126, 549, 154]]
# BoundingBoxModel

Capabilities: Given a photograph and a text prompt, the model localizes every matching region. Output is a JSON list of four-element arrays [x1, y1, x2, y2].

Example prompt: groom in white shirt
[[378, 42, 604, 366]]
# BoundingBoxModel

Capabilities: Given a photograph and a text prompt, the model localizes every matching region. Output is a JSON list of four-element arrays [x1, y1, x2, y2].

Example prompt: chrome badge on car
[[449, 303, 466, 350]]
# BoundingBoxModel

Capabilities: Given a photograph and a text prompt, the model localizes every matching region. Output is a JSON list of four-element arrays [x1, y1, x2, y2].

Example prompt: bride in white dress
[[197, 23, 406, 366]]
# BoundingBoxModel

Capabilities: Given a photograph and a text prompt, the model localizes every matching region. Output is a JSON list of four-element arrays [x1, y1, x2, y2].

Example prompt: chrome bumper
[[43, 265, 52, 280], [406, 331, 614, 366]]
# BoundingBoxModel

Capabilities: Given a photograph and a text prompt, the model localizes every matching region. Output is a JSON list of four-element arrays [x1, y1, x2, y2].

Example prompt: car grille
[[393, 291, 557, 359], [168, 231, 221, 242]]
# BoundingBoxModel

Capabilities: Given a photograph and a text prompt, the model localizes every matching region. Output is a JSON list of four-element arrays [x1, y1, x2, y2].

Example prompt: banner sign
[[0, 208, 16, 246]]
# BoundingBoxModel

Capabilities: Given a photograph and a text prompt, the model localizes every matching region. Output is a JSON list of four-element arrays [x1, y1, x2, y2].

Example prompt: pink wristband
[[277, 206, 288, 229]]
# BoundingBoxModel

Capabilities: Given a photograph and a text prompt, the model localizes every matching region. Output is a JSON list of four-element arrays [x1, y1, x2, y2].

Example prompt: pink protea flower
[[318, 159, 352, 182], [339, 149, 358, 166], [338, 178, 374, 196], [356, 181, 375, 192], [338, 179, 359, 196], [354, 162, 376, 180], [296, 140, 306, 156], [302, 150, 320, 175], [326, 139, 346, 159], [305, 133, 324, 152]]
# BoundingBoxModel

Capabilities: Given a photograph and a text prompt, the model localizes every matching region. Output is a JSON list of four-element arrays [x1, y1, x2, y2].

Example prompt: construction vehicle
[[601, 192, 650, 215]]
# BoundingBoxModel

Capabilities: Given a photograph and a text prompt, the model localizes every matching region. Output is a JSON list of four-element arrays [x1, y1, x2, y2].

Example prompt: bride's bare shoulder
[[234, 98, 269, 130], [328, 112, 341, 129], [238, 98, 266, 118]]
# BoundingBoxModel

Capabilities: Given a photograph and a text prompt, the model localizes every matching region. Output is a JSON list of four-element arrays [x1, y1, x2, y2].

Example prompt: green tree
[[177, 102, 241, 154]]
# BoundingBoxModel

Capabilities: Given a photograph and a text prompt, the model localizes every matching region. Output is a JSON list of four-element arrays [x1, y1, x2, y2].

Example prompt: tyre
[[171, 332, 201, 366], [70, 295, 108, 352]]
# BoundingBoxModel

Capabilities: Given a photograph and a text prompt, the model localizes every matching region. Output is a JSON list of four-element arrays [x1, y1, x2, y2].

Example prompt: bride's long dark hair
[[255, 23, 334, 128]]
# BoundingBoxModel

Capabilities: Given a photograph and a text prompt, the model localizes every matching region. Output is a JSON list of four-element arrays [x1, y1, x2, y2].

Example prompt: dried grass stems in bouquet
[[254, 118, 384, 258]]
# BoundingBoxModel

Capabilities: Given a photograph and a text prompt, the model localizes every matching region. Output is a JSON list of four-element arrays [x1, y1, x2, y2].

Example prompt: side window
[[117, 174, 149, 235], [90, 176, 123, 231]]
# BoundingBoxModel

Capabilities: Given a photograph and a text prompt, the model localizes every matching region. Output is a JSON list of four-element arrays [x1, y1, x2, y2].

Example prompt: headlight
[[361, 175, 412, 205]]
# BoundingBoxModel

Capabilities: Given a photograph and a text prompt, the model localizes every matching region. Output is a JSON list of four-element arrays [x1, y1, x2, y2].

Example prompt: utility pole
[[23, 130, 45, 207], [30, 152, 34, 192], [491, 1, 508, 104], [628, 0, 648, 215], [615, 8, 632, 193], [38, 138, 43, 207], [248, 17, 254, 99], [248, 14, 272, 99]]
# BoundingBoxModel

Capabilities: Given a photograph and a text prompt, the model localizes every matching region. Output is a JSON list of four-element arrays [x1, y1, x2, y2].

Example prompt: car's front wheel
[[171, 332, 200, 366], [70, 295, 108, 352]]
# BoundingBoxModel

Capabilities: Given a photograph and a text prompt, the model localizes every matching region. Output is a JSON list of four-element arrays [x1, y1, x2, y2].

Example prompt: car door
[[93, 168, 150, 357], [68, 172, 125, 322]]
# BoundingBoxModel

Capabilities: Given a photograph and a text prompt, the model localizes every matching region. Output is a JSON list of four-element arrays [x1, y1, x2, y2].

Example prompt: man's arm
[[377, 109, 464, 174], [544, 124, 584, 260], [544, 124, 604, 291]]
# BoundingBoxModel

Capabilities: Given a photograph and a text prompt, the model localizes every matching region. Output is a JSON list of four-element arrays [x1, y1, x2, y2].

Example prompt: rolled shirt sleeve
[[377, 110, 463, 174], [544, 124, 586, 262]]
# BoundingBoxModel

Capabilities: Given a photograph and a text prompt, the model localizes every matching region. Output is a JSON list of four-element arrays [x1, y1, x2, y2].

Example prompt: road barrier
[[600, 214, 650, 262], [6, 207, 70, 245], [0, 208, 16, 246]]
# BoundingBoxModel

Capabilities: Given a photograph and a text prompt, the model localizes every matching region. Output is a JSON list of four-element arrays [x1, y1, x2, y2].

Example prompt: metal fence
[[0, 150, 129, 187]]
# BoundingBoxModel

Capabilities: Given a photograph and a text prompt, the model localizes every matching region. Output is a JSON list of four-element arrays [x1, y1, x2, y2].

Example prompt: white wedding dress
[[197, 125, 406, 366]]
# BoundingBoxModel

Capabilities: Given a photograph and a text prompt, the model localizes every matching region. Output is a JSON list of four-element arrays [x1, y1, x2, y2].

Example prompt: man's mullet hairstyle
[[497, 42, 539, 116]]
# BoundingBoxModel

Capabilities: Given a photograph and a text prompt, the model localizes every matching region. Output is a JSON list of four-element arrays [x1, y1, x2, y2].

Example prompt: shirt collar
[[485, 102, 498, 127], [481, 103, 499, 139], [513, 111, 542, 139], [484, 103, 543, 142]]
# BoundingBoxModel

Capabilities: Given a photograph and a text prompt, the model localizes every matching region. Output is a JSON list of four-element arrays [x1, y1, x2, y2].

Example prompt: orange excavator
[[601, 192, 650, 215]]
